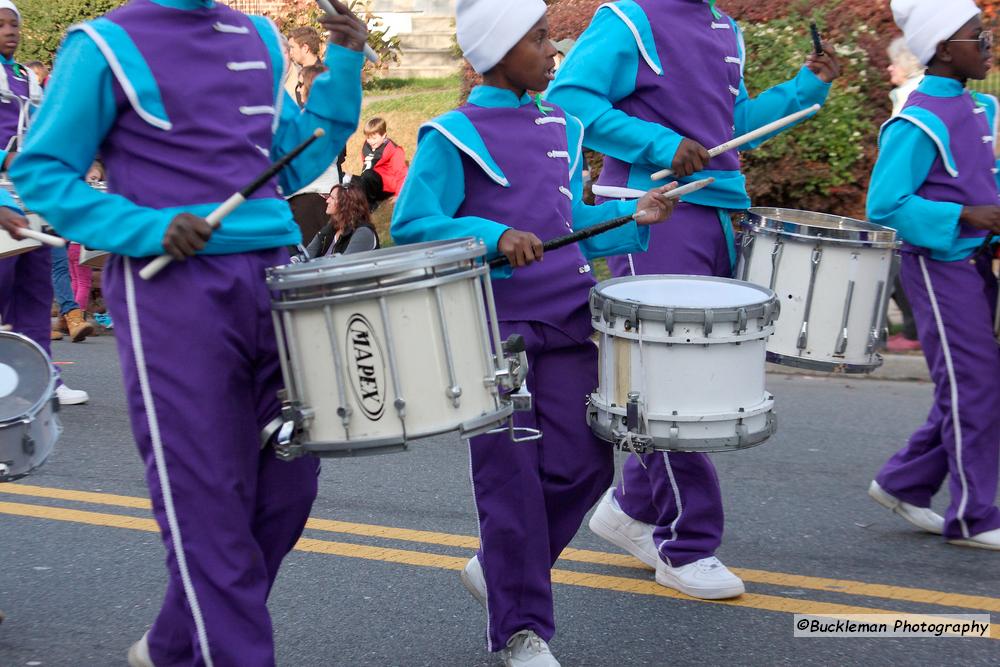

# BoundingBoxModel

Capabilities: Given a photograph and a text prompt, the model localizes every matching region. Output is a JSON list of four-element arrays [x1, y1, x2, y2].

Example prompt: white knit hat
[[891, 0, 981, 66], [0, 2, 19, 20], [456, 0, 547, 74]]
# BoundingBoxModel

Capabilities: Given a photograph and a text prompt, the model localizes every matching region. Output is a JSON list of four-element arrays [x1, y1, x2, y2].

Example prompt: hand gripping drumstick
[[139, 129, 325, 281], [315, 0, 380, 64], [8, 226, 66, 248], [488, 177, 714, 269], [650, 104, 822, 181]]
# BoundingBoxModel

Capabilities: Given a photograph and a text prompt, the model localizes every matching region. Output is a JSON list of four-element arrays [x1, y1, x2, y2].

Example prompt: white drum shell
[[739, 211, 896, 373], [79, 246, 110, 269], [0, 333, 61, 482], [589, 276, 777, 452], [271, 241, 509, 456], [0, 214, 44, 259]]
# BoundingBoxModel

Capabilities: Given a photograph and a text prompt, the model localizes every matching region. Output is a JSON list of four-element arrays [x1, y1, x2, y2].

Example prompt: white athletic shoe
[[127, 632, 154, 667], [949, 527, 1000, 551], [868, 480, 944, 535], [56, 384, 89, 406], [460, 555, 487, 609], [588, 487, 658, 568], [656, 556, 745, 600], [502, 630, 560, 667]]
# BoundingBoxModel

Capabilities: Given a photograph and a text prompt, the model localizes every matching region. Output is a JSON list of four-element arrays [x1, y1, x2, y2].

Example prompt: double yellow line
[[2, 483, 998, 638]]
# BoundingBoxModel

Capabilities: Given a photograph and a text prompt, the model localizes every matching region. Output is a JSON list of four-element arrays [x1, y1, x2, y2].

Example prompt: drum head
[[599, 275, 773, 309], [743, 208, 897, 247], [0, 333, 55, 422]]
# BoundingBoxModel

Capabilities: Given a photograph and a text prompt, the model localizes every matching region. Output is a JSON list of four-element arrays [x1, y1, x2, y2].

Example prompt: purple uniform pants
[[0, 248, 53, 357], [876, 251, 1000, 540], [607, 203, 732, 566], [102, 250, 319, 667], [470, 321, 613, 651]]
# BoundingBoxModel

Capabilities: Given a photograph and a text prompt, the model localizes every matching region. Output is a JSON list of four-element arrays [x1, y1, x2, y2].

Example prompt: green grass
[[364, 74, 462, 93], [363, 89, 460, 117], [969, 70, 1000, 96]]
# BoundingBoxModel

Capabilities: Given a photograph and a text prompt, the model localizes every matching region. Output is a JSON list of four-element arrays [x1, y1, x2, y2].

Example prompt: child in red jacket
[[359, 116, 407, 210]]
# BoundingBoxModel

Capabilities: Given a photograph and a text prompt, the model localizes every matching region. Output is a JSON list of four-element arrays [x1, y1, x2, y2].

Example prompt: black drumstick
[[810, 23, 824, 56]]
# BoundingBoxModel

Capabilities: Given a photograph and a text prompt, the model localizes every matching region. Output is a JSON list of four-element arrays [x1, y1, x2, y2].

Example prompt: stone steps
[[381, 64, 460, 79], [398, 30, 454, 50], [409, 15, 454, 33]]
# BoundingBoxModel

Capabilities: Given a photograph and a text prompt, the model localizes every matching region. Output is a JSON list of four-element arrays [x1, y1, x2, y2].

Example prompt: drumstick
[[139, 129, 325, 281], [315, 0, 379, 64], [650, 104, 822, 181], [488, 178, 714, 269], [10, 227, 66, 247], [810, 22, 824, 56]]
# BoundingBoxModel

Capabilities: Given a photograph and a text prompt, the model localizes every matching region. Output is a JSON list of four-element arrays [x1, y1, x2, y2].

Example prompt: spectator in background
[[888, 37, 925, 117], [358, 116, 407, 211], [288, 64, 342, 246], [287, 26, 323, 104], [884, 37, 925, 353], [25, 60, 48, 87], [305, 177, 380, 257]]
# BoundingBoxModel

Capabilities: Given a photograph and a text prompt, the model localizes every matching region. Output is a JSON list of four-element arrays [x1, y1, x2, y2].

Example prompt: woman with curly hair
[[306, 178, 380, 257]]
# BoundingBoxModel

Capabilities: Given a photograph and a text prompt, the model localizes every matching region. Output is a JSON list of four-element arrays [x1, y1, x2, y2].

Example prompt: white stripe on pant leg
[[466, 446, 494, 652], [918, 256, 971, 539], [125, 258, 214, 666], [656, 452, 683, 568]]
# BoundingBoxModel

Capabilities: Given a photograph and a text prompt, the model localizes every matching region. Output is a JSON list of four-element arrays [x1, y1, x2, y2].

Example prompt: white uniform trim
[[124, 258, 214, 666], [599, 3, 662, 75], [891, 114, 959, 177], [656, 452, 683, 567], [227, 61, 267, 71], [239, 105, 277, 116], [568, 115, 585, 178], [918, 255, 971, 538], [214, 22, 250, 34], [77, 23, 173, 131], [466, 448, 494, 651], [534, 116, 566, 125], [558, 186, 573, 200], [424, 121, 509, 187]]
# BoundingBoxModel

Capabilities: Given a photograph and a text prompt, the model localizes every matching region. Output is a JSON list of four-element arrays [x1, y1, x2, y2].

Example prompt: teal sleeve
[[0, 185, 20, 212], [273, 44, 364, 194], [733, 67, 830, 149], [10, 32, 175, 256], [867, 121, 962, 252], [563, 116, 647, 258], [390, 129, 511, 265], [546, 9, 683, 170]]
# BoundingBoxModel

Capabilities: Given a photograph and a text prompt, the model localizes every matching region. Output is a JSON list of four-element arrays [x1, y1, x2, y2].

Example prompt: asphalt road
[[1, 335, 998, 666]]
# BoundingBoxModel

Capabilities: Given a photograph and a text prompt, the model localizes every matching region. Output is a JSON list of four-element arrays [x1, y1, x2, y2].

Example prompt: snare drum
[[79, 246, 110, 269], [0, 332, 62, 482], [588, 275, 779, 453], [268, 238, 521, 458], [738, 208, 898, 374]]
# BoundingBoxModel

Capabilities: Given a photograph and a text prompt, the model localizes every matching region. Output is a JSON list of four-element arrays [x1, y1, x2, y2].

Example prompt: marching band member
[[868, 0, 1000, 550], [11, 0, 366, 664], [391, 1, 676, 662], [0, 0, 89, 405], [546, 0, 840, 600]]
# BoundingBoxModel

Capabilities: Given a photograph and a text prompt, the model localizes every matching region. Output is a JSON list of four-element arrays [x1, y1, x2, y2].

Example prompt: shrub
[[18, 0, 126, 63]]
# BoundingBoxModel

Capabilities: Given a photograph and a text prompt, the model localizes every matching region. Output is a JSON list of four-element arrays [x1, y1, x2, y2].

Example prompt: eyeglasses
[[949, 30, 994, 54]]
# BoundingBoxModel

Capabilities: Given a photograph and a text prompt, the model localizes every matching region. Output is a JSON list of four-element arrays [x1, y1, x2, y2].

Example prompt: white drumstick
[[315, 0, 379, 64], [14, 227, 66, 247], [651, 104, 822, 181]]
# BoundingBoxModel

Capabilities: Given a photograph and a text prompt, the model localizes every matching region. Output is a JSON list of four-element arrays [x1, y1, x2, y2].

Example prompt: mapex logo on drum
[[346, 314, 387, 421]]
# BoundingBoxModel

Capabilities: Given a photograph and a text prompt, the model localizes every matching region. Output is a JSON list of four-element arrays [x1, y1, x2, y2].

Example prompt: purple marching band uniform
[[546, 0, 830, 579], [867, 75, 1000, 543], [391, 86, 648, 651], [0, 51, 47, 352], [11, 0, 363, 665]]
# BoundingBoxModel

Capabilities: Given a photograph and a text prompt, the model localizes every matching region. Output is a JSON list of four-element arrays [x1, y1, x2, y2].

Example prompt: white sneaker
[[868, 480, 944, 535], [56, 384, 89, 406], [127, 632, 154, 667], [460, 555, 487, 608], [502, 630, 560, 667], [588, 487, 658, 568], [656, 556, 745, 599], [949, 527, 1000, 551]]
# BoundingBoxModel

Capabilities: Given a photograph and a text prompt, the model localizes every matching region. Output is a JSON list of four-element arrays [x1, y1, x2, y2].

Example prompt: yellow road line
[[3, 500, 996, 640], [5, 484, 1000, 614]]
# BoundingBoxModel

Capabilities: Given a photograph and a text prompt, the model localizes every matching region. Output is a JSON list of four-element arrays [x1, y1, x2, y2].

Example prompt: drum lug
[[663, 308, 675, 335], [21, 430, 35, 456], [703, 309, 714, 336], [797, 246, 823, 350], [835, 279, 855, 355], [626, 392, 643, 433], [736, 307, 748, 334]]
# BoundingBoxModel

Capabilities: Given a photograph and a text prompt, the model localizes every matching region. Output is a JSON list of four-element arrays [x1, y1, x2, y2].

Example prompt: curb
[[767, 354, 930, 382]]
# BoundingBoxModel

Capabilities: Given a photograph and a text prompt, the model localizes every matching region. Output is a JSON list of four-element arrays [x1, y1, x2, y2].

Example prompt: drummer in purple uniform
[[11, 0, 366, 664], [0, 0, 89, 405], [391, 0, 676, 662], [546, 0, 840, 599], [867, 0, 1000, 551]]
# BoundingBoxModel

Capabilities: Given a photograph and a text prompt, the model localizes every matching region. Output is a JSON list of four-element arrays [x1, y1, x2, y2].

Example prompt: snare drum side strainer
[[0, 332, 62, 481], [588, 275, 779, 453], [268, 238, 527, 458]]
